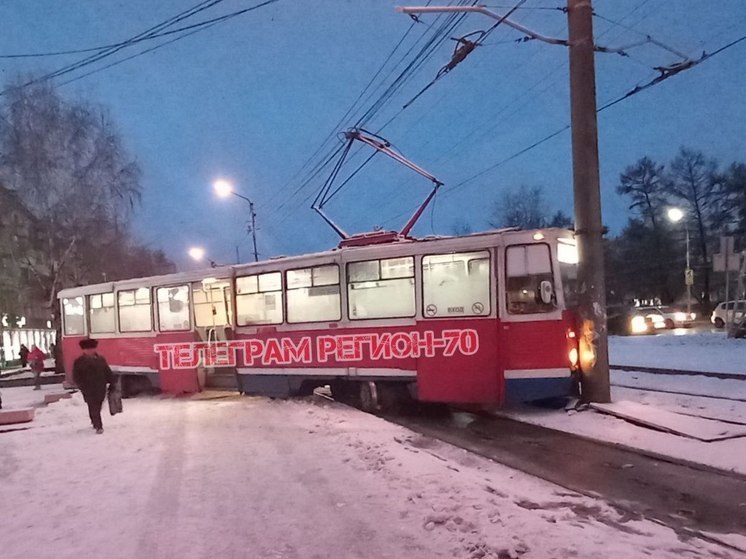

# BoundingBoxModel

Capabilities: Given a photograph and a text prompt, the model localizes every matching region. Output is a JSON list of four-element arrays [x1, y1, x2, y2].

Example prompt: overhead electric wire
[[266, 2, 476, 223], [381, 32, 746, 227], [0, 0, 231, 96], [591, 11, 691, 61], [0, 2, 267, 60], [55, 1, 279, 88], [261, 13, 423, 212], [400, 0, 527, 111]]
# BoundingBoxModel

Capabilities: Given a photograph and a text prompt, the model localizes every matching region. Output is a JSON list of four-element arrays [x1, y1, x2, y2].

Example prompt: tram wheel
[[359, 381, 381, 413]]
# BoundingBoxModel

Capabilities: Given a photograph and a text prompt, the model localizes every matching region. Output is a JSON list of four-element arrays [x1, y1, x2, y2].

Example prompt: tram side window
[[89, 293, 116, 333], [156, 286, 191, 331], [236, 272, 283, 325], [63, 296, 86, 335], [118, 288, 152, 332], [286, 265, 340, 323], [506, 244, 555, 314], [348, 257, 415, 320], [422, 251, 490, 318]]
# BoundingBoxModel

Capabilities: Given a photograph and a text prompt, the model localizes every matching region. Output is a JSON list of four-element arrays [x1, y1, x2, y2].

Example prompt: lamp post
[[213, 179, 259, 262], [667, 208, 692, 315]]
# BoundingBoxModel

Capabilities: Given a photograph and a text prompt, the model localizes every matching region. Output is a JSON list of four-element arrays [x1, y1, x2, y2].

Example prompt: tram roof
[[58, 227, 574, 299]]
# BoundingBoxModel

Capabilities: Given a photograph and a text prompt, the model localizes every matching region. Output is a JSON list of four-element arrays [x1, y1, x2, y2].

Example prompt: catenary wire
[[0, 0, 232, 96]]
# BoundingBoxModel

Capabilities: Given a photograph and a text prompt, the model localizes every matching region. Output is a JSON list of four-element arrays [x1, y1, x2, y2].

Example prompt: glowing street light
[[213, 179, 234, 198], [188, 247, 205, 261], [212, 178, 259, 262], [188, 246, 218, 268], [667, 207, 692, 315], [667, 208, 684, 223]]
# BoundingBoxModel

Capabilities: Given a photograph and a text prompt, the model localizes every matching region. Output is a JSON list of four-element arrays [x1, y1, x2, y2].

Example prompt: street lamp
[[667, 208, 692, 315], [188, 246, 218, 268], [212, 178, 259, 262]]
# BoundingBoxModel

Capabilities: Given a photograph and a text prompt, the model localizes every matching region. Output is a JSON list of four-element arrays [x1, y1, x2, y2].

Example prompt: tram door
[[192, 279, 233, 387]]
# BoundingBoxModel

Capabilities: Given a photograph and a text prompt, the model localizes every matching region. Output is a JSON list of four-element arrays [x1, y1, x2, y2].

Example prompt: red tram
[[58, 228, 580, 408]]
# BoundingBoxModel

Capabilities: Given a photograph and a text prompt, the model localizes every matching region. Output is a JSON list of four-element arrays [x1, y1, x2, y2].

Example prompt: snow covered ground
[[0, 385, 737, 559], [609, 331, 746, 374], [500, 333, 746, 477]]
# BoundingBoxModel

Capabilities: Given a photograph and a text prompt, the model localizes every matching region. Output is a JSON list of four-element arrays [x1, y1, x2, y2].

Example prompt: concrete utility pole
[[567, 0, 610, 402], [397, 0, 611, 402]]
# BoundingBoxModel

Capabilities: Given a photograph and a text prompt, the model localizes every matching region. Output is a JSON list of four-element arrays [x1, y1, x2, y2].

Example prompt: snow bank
[[609, 332, 746, 374]]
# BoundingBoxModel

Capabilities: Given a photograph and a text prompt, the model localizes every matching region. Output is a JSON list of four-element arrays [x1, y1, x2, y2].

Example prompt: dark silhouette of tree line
[[453, 148, 745, 310]]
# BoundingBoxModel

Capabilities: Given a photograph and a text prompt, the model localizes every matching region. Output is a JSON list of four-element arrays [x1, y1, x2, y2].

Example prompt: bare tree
[[616, 157, 674, 301], [0, 79, 143, 366], [716, 162, 746, 238], [665, 147, 721, 304], [617, 157, 668, 228], [489, 185, 548, 229]]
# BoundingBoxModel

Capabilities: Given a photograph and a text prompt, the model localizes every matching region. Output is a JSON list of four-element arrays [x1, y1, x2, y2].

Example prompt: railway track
[[388, 410, 746, 552], [611, 364, 746, 381], [315, 391, 746, 553], [611, 382, 746, 403]]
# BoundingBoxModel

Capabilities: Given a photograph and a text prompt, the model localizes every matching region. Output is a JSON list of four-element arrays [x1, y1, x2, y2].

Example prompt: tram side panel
[[414, 319, 500, 404], [499, 313, 577, 403], [63, 334, 177, 392]]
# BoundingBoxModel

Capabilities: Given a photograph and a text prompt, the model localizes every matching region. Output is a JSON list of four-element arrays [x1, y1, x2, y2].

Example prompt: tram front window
[[506, 244, 555, 314], [557, 238, 579, 308]]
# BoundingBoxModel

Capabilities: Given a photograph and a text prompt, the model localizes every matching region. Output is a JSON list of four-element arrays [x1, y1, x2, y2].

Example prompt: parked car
[[607, 305, 656, 336], [636, 306, 696, 329], [711, 300, 746, 328]]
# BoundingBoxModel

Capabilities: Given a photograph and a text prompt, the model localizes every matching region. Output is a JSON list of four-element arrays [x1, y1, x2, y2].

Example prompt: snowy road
[[1, 388, 740, 559]]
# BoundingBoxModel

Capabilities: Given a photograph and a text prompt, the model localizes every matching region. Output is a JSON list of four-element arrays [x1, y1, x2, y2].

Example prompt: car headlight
[[630, 316, 648, 333], [689, 313, 696, 320], [648, 314, 665, 327], [674, 312, 686, 322]]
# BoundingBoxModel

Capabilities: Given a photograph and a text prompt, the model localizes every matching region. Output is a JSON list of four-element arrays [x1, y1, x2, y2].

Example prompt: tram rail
[[611, 364, 745, 381], [313, 391, 746, 553]]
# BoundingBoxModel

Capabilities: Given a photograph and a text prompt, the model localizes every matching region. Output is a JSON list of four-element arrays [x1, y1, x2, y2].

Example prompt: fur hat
[[79, 338, 98, 349]]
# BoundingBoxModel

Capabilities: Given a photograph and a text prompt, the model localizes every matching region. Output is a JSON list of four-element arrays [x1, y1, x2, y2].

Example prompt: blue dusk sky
[[1, 1, 744, 269]]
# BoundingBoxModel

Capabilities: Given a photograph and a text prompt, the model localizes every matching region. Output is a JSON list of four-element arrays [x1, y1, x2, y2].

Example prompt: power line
[[266, 2, 476, 224], [382, 32, 746, 225], [0, 4, 255, 59], [260, 13, 422, 212], [55, 1, 280, 88], [0, 0, 234, 96]]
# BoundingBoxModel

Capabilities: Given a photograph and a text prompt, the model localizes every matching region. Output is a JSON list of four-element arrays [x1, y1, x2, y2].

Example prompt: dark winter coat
[[72, 353, 114, 401]]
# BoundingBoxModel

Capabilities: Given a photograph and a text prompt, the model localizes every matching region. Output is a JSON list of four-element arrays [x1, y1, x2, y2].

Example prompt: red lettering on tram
[[153, 329, 480, 370]]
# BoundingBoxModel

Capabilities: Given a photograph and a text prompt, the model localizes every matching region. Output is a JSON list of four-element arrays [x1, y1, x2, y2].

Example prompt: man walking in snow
[[72, 338, 115, 434]]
